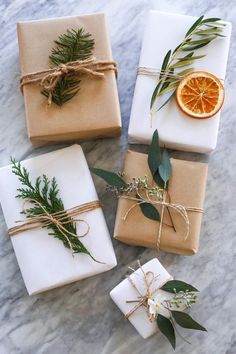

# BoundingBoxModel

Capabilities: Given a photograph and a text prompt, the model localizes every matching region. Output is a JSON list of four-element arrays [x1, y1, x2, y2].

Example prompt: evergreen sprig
[[11, 157, 93, 258], [42, 28, 95, 106], [150, 16, 225, 111]]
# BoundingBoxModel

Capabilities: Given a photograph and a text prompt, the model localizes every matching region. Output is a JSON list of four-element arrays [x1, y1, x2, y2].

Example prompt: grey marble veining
[[0, 0, 236, 353]]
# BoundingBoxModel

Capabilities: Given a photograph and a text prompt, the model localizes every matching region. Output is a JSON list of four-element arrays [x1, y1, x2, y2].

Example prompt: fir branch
[[42, 28, 95, 106], [11, 157, 92, 258], [150, 16, 225, 111]]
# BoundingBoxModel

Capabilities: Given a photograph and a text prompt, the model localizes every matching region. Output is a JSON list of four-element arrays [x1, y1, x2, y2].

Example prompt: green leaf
[[156, 92, 175, 112], [185, 15, 204, 37], [171, 311, 207, 332], [159, 149, 172, 184], [160, 280, 199, 293], [150, 81, 162, 109], [195, 28, 223, 35], [183, 37, 216, 46], [182, 40, 212, 51], [170, 59, 194, 68], [148, 130, 161, 176], [177, 68, 195, 76], [202, 17, 221, 23], [139, 200, 160, 221], [160, 50, 172, 78], [159, 82, 179, 96], [90, 168, 127, 188], [153, 170, 165, 189], [157, 314, 176, 349]]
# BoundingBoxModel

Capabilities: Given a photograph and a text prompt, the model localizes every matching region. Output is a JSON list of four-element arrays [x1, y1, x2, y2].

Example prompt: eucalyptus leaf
[[139, 200, 160, 221], [159, 149, 172, 184], [157, 314, 176, 349], [148, 130, 161, 176], [90, 168, 127, 188], [185, 15, 204, 37], [171, 311, 207, 332], [153, 170, 165, 189], [160, 280, 199, 293]]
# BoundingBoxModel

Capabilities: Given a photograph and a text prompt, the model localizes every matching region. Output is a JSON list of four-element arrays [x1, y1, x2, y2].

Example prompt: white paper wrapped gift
[[0, 145, 117, 295], [110, 258, 177, 339], [128, 11, 232, 153]]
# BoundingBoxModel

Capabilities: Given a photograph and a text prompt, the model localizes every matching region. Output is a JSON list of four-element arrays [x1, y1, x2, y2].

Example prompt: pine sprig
[[150, 16, 225, 111], [42, 28, 95, 106], [11, 157, 92, 258]]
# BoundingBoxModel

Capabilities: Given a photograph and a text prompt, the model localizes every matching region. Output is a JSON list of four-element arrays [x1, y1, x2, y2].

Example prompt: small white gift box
[[128, 11, 232, 153], [110, 258, 176, 339], [0, 145, 117, 295]]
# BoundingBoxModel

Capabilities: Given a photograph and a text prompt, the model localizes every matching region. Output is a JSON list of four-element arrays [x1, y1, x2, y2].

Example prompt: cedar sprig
[[42, 28, 95, 106], [150, 16, 226, 111], [11, 157, 92, 258]]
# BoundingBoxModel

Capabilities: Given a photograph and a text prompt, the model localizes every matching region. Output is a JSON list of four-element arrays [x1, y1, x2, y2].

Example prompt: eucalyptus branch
[[150, 16, 226, 112]]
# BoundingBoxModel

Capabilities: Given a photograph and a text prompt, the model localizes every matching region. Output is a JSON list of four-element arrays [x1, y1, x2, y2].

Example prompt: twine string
[[120, 193, 203, 249], [20, 57, 118, 105], [8, 199, 101, 253], [125, 260, 172, 320]]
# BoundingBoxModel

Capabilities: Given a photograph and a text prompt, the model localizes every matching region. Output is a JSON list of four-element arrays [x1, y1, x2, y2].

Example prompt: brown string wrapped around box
[[20, 57, 118, 105], [8, 199, 101, 253], [125, 260, 172, 320], [120, 191, 203, 250]]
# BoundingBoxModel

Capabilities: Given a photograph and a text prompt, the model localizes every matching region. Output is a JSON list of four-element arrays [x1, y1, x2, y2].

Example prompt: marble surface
[[0, 0, 236, 353]]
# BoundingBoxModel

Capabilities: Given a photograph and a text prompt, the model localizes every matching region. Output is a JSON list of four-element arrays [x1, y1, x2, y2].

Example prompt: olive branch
[[150, 16, 226, 113]]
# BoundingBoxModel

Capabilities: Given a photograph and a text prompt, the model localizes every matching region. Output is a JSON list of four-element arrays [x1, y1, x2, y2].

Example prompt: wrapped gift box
[[110, 258, 175, 339], [17, 14, 121, 146], [128, 11, 231, 153], [0, 145, 117, 295], [114, 150, 208, 255]]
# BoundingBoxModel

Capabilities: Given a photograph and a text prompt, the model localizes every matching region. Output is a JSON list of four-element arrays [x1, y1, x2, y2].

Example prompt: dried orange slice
[[176, 71, 224, 119]]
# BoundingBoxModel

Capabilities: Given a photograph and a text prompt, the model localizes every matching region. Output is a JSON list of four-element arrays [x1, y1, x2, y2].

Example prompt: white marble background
[[0, 0, 236, 353]]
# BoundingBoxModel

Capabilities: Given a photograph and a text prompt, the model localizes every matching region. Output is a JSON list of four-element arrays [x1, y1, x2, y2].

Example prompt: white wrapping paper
[[0, 145, 117, 295], [110, 258, 174, 339], [128, 11, 232, 153]]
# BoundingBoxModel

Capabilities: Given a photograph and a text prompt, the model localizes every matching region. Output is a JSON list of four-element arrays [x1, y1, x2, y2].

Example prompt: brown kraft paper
[[17, 14, 121, 146], [113, 150, 208, 255]]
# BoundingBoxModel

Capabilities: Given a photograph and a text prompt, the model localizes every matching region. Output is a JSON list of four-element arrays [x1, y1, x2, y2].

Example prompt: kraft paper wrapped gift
[[0, 145, 117, 295], [17, 14, 121, 146], [110, 258, 177, 339], [113, 150, 208, 255], [128, 11, 232, 153]]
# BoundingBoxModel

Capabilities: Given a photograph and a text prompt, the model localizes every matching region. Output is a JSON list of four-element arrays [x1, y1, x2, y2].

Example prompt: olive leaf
[[160, 280, 199, 293], [138, 199, 160, 221], [148, 130, 161, 176], [90, 168, 127, 188], [150, 16, 225, 111], [171, 311, 207, 332], [159, 149, 172, 184], [157, 314, 176, 349]]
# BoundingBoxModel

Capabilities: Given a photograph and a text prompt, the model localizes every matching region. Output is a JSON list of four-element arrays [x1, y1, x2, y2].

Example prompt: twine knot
[[20, 57, 117, 105]]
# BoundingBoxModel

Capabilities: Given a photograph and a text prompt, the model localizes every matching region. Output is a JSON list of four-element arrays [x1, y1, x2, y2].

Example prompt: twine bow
[[120, 189, 203, 249], [125, 260, 172, 320], [20, 57, 118, 105], [8, 199, 101, 254]]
